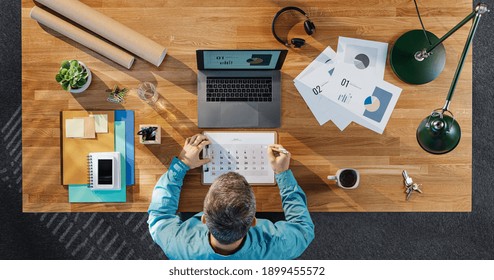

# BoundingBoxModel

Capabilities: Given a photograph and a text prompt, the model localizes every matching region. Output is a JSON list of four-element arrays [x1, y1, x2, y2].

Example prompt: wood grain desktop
[[21, 0, 472, 212]]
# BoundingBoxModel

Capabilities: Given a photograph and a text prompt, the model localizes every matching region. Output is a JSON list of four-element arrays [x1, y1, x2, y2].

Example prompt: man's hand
[[178, 134, 211, 169], [267, 144, 291, 174]]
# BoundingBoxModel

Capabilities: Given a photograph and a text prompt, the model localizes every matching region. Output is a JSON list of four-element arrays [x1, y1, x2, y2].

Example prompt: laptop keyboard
[[206, 77, 273, 102]]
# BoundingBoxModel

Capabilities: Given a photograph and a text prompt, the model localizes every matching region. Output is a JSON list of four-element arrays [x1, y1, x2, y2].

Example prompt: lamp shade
[[416, 113, 461, 154]]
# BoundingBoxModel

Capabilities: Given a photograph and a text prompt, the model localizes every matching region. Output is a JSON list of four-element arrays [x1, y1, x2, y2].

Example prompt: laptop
[[196, 50, 288, 128]]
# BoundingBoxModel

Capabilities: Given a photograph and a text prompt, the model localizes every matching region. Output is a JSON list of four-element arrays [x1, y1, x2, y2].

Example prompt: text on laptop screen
[[202, 50, 281, 70]]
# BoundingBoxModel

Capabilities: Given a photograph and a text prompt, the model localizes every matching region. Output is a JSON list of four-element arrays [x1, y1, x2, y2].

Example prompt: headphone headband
[[271, 6, 313, 48], [274, 6, 309, 19]]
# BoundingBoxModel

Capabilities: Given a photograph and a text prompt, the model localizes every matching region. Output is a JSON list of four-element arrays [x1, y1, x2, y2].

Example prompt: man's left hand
[[178, 134, 211, 169]]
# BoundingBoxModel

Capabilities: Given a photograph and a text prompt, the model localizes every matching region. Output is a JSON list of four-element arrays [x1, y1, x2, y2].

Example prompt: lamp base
[[390, 30, 446, 85], [416, 114, 461, 154]]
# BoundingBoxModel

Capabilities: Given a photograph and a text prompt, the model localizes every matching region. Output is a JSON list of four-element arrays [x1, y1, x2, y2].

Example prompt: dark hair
[[203, 172, 256, 245]]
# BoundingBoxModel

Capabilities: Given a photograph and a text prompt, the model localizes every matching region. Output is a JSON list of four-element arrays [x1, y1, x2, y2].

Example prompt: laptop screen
[[197, 50, 286, 70]]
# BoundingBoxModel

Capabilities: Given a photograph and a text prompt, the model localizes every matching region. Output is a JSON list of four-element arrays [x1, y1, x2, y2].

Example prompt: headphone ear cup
[[304, 20, 316, 35], [291, 38, 306, 48]]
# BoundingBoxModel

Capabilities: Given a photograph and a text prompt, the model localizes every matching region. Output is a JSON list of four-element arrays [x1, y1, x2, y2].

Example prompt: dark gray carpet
[[1, 0, 493, 259]]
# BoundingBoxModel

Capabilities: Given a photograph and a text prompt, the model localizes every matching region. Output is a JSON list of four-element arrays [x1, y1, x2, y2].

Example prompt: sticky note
[[75, 117, 96, 138], [65, 118, 85, 138], [92, 114, 108, 133]]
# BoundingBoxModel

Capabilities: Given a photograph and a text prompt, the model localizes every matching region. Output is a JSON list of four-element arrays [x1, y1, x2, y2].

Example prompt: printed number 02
[[312, 86, 322, 95]]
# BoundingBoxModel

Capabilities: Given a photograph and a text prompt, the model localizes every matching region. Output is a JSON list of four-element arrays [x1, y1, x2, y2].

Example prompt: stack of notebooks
[[62, 110, 135, 203]]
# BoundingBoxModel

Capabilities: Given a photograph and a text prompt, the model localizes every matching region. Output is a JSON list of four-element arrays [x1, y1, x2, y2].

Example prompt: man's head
[[202, 172, 256, 245]]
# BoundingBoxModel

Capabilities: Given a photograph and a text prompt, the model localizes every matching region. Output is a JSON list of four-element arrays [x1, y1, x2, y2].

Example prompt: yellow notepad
[[61, 111, 115, 185]]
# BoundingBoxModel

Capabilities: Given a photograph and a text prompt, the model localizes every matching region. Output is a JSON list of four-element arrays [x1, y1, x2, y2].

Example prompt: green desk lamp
[[390, 2, 489, 84], [416, 3, 489, 154]]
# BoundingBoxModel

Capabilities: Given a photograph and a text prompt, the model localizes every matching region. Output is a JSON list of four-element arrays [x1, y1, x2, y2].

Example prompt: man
[[148, 134, 314, 259]]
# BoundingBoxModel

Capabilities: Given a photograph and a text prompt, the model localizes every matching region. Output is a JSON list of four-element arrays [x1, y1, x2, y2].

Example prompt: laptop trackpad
[[220, 103, 258, 127]]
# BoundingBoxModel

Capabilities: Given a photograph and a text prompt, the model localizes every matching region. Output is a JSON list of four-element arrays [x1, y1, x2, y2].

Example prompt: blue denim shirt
[[147, 157, 314, 260]]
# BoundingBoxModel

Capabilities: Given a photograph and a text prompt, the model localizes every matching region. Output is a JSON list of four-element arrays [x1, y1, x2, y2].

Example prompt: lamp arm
[[425, 11, 476, 54], [442, 10, 483, 111]]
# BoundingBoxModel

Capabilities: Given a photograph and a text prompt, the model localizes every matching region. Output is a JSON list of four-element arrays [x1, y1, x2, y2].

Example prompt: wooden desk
[[22, 0, 472, 212]]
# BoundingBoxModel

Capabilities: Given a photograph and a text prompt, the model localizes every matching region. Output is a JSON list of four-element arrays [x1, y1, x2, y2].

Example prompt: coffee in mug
[[327, 168, 360, 189]]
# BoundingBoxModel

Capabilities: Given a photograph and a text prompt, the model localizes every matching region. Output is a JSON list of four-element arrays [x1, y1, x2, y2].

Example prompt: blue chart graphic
[[364, 96, 380, 112], [363, 87, 392, 122]]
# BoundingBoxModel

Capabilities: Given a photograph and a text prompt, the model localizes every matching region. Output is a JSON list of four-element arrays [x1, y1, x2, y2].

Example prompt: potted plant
[[55, 60, 92, 93]]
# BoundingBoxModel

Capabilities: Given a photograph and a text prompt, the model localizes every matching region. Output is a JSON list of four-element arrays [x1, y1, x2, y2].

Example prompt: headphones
[[272, 6, 316, 48]]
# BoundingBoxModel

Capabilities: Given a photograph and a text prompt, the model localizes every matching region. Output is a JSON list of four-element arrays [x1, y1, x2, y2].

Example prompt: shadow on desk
[[142, 94, 198, 165], [157, 54, 197, 96], [72, 71, 126, 110]]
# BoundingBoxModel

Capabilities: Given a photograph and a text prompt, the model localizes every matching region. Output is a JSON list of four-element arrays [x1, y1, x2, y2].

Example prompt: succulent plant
[[55, 60, 89, 91]]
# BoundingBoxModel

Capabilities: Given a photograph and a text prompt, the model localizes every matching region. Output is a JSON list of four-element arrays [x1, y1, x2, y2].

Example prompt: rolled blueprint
[[35, 0, 167, 67], [30, 6, 135, 69]]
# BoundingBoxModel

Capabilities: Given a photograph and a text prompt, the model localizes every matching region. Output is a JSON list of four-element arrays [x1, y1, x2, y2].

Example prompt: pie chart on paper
[[364, 96, 380, 112], [354, 53, 370, 70]]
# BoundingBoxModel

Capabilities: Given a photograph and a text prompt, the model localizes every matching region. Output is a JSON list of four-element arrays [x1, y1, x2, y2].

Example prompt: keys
[[402, 170, 413, 186], [412, 183, 423, 194], [402, 170, 423, 201], [405, 186, 413, 201]]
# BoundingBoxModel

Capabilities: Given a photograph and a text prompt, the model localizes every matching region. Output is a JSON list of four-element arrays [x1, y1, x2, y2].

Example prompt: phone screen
[[98, 159, 113, 185]]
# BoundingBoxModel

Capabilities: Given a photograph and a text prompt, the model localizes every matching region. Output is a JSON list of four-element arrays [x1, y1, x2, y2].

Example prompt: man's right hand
[[267, 144, 291, 174]]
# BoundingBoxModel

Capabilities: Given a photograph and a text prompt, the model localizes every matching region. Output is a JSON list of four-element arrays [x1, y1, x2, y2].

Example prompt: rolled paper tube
[[30, 6, 135, 69], [35, 0, 167, 67]]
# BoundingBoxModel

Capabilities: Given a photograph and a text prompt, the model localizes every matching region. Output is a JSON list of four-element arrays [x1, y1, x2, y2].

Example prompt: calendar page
[[202, 132, 276, 185]]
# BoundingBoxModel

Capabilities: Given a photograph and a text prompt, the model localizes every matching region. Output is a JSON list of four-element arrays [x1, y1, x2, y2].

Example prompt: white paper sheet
[[294, 80, 351, 130], [352, 80, 402, 133], [293, 38, 400, 133], [202, 132, 275, 185], [295, 47, 336, 81], [322, 37, 400, 133], [333, 37, 388, 80], [293, 47, 352, 129]]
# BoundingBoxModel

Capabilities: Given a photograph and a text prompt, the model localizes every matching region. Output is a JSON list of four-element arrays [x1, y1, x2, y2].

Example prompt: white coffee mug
[[327, 168, 360, 189]]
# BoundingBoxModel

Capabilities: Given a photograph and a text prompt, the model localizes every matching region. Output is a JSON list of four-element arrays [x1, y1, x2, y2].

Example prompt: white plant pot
[[69, 61, 92, 94]]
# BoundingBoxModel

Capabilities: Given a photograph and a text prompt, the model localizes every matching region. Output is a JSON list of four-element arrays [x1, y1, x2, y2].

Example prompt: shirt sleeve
[[147, 157, 190, 251], [272, 169, 315, 259]]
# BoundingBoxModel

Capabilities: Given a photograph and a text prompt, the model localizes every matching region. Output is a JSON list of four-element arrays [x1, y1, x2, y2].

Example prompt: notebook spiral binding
[[87, 154, 94, 188]]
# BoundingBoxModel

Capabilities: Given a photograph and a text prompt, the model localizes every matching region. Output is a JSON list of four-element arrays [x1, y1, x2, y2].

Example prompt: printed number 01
[[312, 86, 322, 95], [341, 79, 350, 87]]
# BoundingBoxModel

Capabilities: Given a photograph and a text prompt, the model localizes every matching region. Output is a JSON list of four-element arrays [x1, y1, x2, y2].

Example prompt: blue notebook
[[115, 110, 134, 186], [68, 121, 127, 203]]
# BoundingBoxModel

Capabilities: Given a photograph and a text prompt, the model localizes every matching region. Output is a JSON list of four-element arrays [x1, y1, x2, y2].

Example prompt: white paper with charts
[[294, 37, 402, 134], [202, 132, 276, 185], [294, 47, 352, 129], [323, 37, 401, 133]]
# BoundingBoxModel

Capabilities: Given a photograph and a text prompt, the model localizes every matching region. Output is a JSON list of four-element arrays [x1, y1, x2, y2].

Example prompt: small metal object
[[278, 148, 289, 154], [402, 170, 413, 187], [414, 49, 432, 61], [412, 183, 423, 194], [402, 170, 423, 201]]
